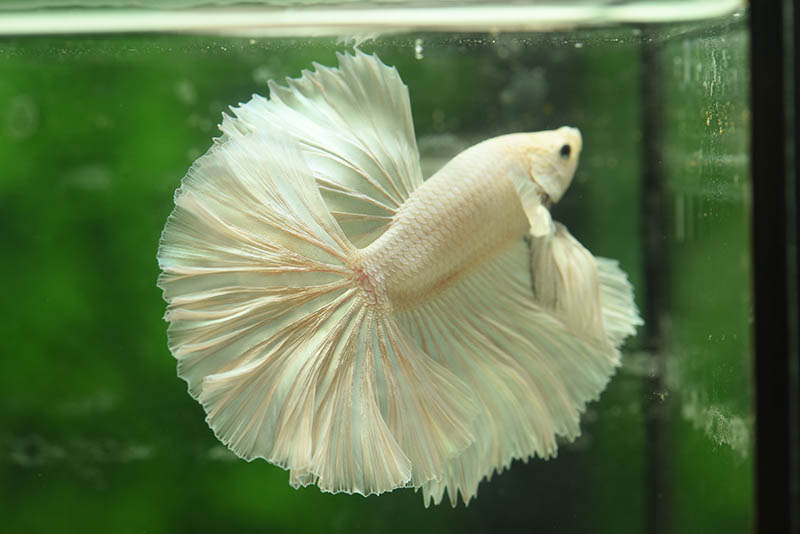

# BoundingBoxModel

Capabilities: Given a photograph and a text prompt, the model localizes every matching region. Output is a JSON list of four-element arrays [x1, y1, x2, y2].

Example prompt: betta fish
[[157, 50, 642, 507]]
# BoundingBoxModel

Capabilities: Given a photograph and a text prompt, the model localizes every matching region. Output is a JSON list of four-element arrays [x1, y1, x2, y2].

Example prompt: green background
[[0, 13, 751, 534]]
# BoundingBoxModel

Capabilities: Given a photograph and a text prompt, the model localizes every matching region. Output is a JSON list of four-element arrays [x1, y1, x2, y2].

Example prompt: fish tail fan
[[158, 126, 475, 496], [595, 256, 643, 347], [158, 127, 354, 398]]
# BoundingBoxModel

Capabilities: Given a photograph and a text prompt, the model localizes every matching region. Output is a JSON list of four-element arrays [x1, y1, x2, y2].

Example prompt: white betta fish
[[157, 50, 642, 507]]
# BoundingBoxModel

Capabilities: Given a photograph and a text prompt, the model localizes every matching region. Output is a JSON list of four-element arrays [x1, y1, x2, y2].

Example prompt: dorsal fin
[[225, 50, 424, 247]]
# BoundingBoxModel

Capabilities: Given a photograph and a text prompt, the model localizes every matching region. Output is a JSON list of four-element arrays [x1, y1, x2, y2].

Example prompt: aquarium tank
[[0, 1, 797, 533]]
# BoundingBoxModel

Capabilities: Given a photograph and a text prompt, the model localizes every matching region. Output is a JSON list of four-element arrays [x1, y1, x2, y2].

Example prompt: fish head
[[520, 126, 582, 205], [484, 127, 582, 233]]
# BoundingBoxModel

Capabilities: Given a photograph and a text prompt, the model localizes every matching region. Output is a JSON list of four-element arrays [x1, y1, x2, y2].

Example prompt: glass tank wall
[[0, 2, 752, 533]]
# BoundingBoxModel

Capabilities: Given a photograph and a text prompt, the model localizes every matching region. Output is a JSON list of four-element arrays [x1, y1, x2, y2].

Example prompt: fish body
[[358, 136, 530, 310], [157, 50, 642, 506]]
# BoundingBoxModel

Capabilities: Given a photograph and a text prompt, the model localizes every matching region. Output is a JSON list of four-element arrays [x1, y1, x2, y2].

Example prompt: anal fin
[[596, 256, 643, 347], [398, 240, 622, 506]]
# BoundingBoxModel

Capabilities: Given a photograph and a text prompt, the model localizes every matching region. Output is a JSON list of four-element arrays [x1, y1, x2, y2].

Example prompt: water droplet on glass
[[252, 65, 273, 85], [4, 95, 38, 141], [432, 109, 445, 131], [414, 38, 424, 60], [175, 80, 197, 105], [64, 164, 111, 190]]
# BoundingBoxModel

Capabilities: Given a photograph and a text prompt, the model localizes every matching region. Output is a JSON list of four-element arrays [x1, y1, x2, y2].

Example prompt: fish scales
[[357, 140, 530, 312]]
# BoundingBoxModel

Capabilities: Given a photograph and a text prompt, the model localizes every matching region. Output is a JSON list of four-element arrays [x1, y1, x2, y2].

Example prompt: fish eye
[[559, 144, 571, 159]]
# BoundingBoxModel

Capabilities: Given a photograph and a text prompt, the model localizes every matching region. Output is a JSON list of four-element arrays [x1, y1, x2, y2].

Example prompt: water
[[0, 3, 752, 533]]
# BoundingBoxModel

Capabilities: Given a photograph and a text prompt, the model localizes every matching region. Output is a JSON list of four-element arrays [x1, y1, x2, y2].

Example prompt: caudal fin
[[158, 117, 475, 495]]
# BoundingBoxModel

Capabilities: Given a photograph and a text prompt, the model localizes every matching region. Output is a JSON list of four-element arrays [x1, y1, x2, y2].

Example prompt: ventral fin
[[529, 221, 642, 349], [529, 221, 609, 346]]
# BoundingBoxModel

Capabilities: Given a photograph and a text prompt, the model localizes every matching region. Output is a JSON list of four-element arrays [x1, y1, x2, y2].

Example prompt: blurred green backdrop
[[0, 13, 751, 534]]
